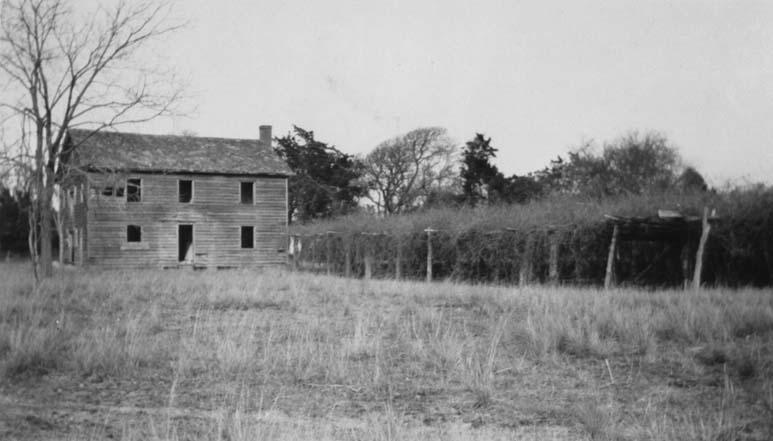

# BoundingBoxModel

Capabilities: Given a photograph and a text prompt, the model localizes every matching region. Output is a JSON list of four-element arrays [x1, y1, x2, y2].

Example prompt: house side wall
[[85, 172, 287, 268], [61, 174, 89, 265]]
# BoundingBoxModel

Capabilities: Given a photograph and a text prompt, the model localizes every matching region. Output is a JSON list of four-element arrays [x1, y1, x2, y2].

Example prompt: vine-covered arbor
[[289, 208, 720, 289], [603, 208, 717, 289]]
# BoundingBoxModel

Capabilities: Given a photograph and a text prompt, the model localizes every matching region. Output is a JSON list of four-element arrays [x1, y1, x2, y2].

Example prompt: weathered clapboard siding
[[84, 172, 288, 268]]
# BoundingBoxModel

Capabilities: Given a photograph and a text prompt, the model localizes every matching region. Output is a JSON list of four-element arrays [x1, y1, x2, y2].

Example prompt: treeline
[[275, 127, 712, 222]]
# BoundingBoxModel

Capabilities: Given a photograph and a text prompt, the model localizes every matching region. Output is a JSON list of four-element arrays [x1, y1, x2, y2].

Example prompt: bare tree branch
[[0, 0, 187, 277], [362, 127, 457, 214]]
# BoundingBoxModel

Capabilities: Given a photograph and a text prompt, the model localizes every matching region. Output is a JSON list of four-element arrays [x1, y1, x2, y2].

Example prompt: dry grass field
[[1, 262, 772, 440]]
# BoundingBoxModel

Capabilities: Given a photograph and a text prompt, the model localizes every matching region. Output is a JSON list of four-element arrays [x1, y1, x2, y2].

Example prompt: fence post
[[325, 232, 333, 276], [395, 236, 402, 280], [548, 229, 560, 285], [604, 224, 620, 289], [290, 235, 299, 271], [344, 234, 352, 278], [692, 207, 711, 290], [680, 240, 690, 290], [312, 234, 318, 272], [425, 228, 435, 282], [571, 227, 582, 282], [519, 233, 533, 287], [363, 235, 373, 280]]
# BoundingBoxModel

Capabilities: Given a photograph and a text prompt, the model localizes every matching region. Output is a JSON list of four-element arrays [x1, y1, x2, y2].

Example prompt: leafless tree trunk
[[0, 0, 186, 278], [53, 202, 64, 264]]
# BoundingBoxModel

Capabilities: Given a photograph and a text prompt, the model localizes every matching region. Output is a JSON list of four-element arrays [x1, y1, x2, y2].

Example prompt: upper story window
[[101, 183, 124, 198], [127, 178, 141, 202], [179, 180, 193, 203], [240, 181, 254, 204]]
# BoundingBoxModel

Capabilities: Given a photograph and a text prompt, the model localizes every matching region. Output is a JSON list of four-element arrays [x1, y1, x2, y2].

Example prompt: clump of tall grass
[[2, 263, 772, 439]]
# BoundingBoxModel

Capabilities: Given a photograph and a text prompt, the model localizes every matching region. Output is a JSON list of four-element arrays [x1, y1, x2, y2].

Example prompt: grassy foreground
[[1, 263, 772, 440]]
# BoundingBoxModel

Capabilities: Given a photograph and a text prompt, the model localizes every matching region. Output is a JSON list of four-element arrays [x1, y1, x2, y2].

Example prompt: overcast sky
[[125, 0, 772, 186]]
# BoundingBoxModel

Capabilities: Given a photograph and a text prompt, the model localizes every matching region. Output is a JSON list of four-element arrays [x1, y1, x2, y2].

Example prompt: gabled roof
[[66, 129, 293, 176]]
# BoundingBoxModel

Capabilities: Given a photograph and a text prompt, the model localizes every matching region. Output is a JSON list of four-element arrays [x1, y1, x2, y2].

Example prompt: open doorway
[[178, 224, 193, 262]]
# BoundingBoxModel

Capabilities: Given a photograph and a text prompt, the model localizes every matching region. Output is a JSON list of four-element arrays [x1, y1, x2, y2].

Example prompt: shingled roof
[[66, 129, 293, 176]]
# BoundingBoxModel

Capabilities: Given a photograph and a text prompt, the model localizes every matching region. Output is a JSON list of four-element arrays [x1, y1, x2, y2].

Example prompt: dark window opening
[[240, 226, 254, 249], [178, 224, 193, 262], [102, 185, 124, 197], [127, 178, 141, 202], [127, 225, 141, 242], [240, 182, 253, 204], [179, 180, 193, 203]]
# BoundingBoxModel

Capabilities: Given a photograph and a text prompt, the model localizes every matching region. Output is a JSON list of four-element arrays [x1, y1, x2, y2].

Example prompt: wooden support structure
[[680, 241, 690, 290], [343, 234, 352, 278], [518, 233, 534, 287], [692, 207, 711, 290], [425, 228, 435, 282], [604, 224, 619, 289], [395, 238, 402, 279], [289, 235, 300, 271], [548, 229, 560, 285], [363, 235, 373, 280], [325, 232, 333, 275]]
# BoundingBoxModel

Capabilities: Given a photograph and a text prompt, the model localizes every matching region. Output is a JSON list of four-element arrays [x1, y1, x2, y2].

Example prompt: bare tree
[[0, 0, 185, 278], [361, 127, 457, 214]]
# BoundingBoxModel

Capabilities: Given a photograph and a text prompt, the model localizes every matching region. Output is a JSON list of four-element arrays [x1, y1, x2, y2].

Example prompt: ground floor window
[[127, 225, 142, 242], [240, 226, 254, 248]]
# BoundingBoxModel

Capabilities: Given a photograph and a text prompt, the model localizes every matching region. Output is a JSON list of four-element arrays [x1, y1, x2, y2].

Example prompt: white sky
[[116, 0, 773, 185]]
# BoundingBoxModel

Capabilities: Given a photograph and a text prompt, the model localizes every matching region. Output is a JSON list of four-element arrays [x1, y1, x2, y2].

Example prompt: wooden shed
[[59, 126, 293, 269]]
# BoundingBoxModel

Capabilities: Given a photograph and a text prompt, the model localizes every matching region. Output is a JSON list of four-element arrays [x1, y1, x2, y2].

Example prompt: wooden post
[[604, 224, 620, 290], [312, 233, 322, 273], [293, 235, 302, 271], [290, 235, 299, 271], [680, 240, 690, 290], [519, 233, 534, 287], [548, 229, 560, 285], [425, 228, 435, 282], [692, 207, 711, 290], [363, 236, 373, 280], [395, 237, 402, 280], [325, 232, 333, 276], [344, 235, 352, 278], [571, 228, 582, 282]]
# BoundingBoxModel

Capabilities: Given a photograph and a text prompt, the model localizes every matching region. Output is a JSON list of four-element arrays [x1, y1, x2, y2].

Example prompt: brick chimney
[[259, 125, 272, 145]]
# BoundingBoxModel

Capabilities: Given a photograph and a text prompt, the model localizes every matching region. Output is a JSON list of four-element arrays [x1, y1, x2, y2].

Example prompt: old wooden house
[[60, 126, 292, 268]]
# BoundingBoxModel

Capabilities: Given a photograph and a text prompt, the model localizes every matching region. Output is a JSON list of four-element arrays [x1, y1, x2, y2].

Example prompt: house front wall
[[85, 172, 288, 268]]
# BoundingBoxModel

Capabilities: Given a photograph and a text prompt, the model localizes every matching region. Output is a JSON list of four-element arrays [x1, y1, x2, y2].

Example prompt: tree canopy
[[274, 126, 364, 223], [460, 133, 500, 204], [361, 127, 457, 215], [536, 131, 699, 198]]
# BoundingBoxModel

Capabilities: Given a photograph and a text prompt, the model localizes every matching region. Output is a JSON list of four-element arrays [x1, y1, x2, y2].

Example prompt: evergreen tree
[[460, 134, 502, 204], [274, 126, 365, 223]]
